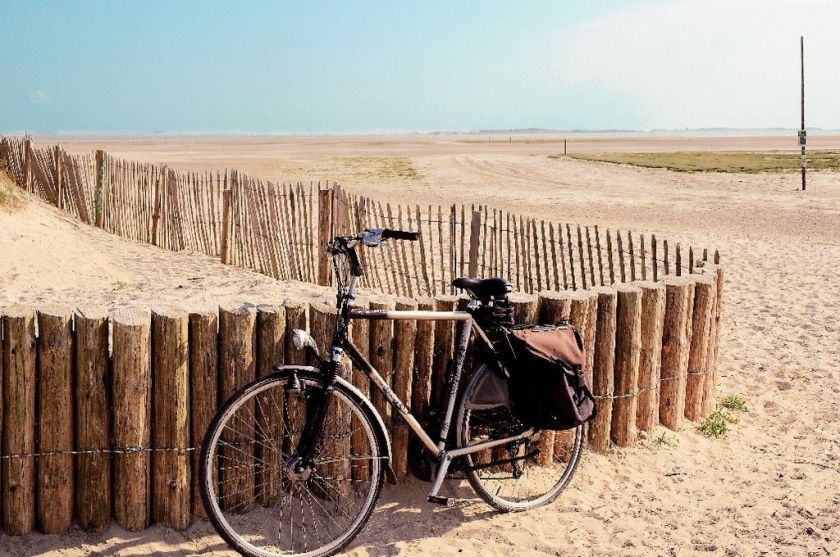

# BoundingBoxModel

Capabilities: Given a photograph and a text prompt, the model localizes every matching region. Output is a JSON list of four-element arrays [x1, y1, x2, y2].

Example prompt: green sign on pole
[[798, 130, 807, 146]]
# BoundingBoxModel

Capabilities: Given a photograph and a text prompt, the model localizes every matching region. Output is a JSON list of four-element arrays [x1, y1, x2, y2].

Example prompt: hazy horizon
[[3, 1, 839, 134]]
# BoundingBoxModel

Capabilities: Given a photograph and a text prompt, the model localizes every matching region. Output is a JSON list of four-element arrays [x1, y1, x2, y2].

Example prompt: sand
[[1, 135, 839, 556]]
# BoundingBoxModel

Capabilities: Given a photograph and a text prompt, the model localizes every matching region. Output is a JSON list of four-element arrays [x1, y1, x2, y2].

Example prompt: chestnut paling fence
[[0, 135, 724, 536], [0, 135, 718, 296]]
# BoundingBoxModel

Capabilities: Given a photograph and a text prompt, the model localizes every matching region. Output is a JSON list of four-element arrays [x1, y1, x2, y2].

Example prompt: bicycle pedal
[[427, 495, 455, 507]]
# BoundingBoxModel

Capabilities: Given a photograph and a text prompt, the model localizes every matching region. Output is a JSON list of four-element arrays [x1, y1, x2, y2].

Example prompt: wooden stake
[[468, 210, 481, 278], [702, 267, 725, 415], [36, 305, 74, 534], [431, 295, 459, 408], [611, 284, 642, 447], [2, 307, 37, 535], [684, 274, 717, 421], [189, 307, 218, 518], [54, 144, 63, 209], [659, 277, 695, 430], [218, 303, 257, 510], [392, 298, 417, 479], [151, 306, 191, 530], [220, 188, 232, 264], [635, 282, 666, 432], [74, 306, 111, 532], [370, 300, 395, 424], [112, 307, 152, 531], [588, 287, 617, 452]]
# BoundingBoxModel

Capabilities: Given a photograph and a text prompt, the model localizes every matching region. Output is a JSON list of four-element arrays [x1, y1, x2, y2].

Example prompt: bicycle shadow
[[345, 478, 499, 556]]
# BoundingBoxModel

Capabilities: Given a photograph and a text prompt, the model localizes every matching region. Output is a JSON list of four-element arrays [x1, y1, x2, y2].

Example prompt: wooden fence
[[0, 267, 723, 535], [0, 135, 718, 297]]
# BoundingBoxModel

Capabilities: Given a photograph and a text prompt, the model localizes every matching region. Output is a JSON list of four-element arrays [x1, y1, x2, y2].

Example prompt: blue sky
[[1, 0, 838, 133]]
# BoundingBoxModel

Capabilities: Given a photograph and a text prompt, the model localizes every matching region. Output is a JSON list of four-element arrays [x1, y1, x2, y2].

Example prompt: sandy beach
[[1, 134, 839, 555]]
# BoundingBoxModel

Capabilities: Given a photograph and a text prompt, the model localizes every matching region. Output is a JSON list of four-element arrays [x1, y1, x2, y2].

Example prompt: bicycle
[[200, 227, 586, 557]]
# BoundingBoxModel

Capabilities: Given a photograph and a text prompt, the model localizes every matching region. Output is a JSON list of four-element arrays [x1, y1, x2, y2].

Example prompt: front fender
[[271, 364, 397, 485]]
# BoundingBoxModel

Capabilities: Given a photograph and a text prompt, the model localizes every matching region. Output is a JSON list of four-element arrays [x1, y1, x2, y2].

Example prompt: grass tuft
[[113, 280, 128, 290], [0, 170, 21, 210], [697, 407, 739, 438], [720, 393, 749, 413], [551, 150, 840, 173], [655, 431, 679, 448]]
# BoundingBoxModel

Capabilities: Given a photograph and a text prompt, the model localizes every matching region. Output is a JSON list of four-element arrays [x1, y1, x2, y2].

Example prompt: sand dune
[[1, 137, 839, 556]]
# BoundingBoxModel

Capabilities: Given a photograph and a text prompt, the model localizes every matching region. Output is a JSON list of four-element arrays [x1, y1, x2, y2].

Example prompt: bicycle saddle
[[452, 277, 512, 300]]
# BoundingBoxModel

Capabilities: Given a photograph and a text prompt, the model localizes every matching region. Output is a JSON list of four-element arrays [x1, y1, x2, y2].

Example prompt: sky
[[1, 0, 838, 133]]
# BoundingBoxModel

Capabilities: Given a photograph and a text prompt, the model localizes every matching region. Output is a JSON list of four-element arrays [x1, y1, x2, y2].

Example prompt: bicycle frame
[[342, 306, 536, 500]]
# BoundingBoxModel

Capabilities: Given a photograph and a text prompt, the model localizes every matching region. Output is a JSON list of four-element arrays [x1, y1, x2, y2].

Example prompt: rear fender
[[271, 364, 397, 485]]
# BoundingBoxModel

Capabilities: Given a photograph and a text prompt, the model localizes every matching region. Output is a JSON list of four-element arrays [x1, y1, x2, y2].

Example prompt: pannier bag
[[502, 324, 596, 430]]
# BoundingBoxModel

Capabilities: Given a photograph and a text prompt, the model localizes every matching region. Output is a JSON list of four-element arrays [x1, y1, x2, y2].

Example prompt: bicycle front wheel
[[456, 363, 585, 512], [200, 368, 385, 557]]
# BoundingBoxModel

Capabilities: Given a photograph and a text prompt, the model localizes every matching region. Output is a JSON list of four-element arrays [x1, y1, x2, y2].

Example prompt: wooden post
[[283, 302, 307, 457], [611, 284, 642, 447], [220, 188, 232, 264], [36, 305, 74, 534], [151, 176, 162, 246], [74, 306, 111, 532], [151, 307, 191, 530], [112, 307, 152, 531], [635, 282, 666, 432], [412, 298, 436, 417], [702, 267, 725, 415], [54, 144, 63, 209], [431, 295, 458, 408], [218, 303, 257, 510], [370, 300, 395, 424], [392, 298, 418, 479], [467, 210, 481, 277], [588, 287, 617, 452], [801, 35, 806, 191], [536, 291, 573, 465], [659, 277, 695, 430], [684, 274, 717, 421], [310, 301, 351, 498], [189, 307, 218, 518], [94, 149, 107, 228], [318, 188, 333, 286], [255, 304, 285, 507], [23, 136, 32, 192], [2, 306, 36, 535]]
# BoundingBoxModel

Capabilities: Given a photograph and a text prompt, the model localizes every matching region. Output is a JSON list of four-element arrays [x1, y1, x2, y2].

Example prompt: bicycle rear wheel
[[456, 363, 585, 512], [200, 368, 385, 557]]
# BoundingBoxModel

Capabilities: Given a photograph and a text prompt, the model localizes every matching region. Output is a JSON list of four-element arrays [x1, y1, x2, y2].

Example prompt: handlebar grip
[[381, 229, 420, 241]]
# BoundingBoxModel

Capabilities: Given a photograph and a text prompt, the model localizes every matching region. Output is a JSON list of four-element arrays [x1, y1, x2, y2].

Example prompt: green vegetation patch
[[551, 150, 840, 173], [655, 431, 679, 448], [341, 157, 423, 181], [0, 170, 20, 210], [698, 394, 750, 438]]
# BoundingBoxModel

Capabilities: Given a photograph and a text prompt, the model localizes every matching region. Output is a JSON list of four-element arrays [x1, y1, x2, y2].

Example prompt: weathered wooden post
[[659, 277, 695, 430], [467, 210, 482, 277], [75, 306, 111, 532], [370, 300, 395, 424], [23, 135, 32, 192], [220, 188, 232, 264], [255, 304, 285, 507], [702, 267, 725, 415], [36, 305, 74, 534], [112, 307, 152, 531], [2, 306, 37, 535], [284, 302, 307, 454], [318, 187, 333, 286], [685, 274, 717, 421], [54, 144, 63, 209], [151, 175, 162, 246], [189, 306, 218, 518], [392, 298, 417, 480], [611, 284, 642, 447], [588, 287, 617, 451], [94, 149, 107, 228], [310, 301, 350, 497], [411, 298, 436, 417], [218, 302, 257, 510], [635, 282, 666, 432], [350, 299, 372, 482], [151, 306, 191, 530], [431, 295, 459, 407]]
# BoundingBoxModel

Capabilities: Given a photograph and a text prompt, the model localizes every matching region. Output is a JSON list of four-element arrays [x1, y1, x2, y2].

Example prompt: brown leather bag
[[504, 324, 596, 430]]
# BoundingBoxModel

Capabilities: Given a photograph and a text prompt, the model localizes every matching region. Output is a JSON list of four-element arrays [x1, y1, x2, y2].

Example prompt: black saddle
[[452, 277, 512, 300]]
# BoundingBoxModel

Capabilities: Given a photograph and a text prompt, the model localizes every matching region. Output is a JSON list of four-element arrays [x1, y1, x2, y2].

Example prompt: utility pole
[[799, 35, 806, 191]]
